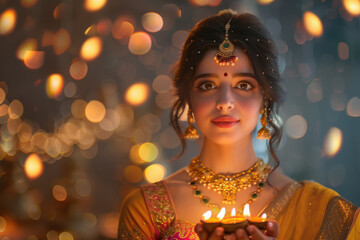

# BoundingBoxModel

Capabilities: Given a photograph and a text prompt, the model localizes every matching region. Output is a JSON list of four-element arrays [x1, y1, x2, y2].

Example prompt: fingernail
[[216, 229, 223, 236], [268, 221, 274, 228], [247, 226, 255, 233]]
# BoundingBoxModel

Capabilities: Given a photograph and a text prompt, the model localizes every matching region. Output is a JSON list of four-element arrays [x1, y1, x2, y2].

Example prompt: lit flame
[[324, 127, 343, 157], [303, 11, 323, 37], [261, 213, 267, 219], [0, 8, 17, 35], [243, 204, 251, 217], [217, 207, 226, 220], [231, 208, 236, 217], [24, 153, 43, 179], [202, 210, 212, 221], [342, 0, 360, 16]]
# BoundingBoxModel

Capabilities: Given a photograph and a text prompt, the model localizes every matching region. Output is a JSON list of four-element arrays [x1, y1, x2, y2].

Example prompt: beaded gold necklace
[[187, 156, 272, 205]]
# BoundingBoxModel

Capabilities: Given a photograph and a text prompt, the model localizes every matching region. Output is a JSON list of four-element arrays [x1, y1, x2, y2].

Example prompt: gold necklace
[[187, 156, 272, 204]]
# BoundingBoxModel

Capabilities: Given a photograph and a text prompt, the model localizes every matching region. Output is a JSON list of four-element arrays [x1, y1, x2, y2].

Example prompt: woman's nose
[[216, 87, 235, 111]]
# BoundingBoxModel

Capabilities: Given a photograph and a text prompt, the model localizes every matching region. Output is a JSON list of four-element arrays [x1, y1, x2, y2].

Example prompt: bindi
[[224, 72, 228, 77]]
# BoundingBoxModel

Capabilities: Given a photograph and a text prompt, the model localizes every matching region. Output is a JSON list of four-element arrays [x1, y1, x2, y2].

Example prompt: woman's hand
[[194, 220, 279, 240]]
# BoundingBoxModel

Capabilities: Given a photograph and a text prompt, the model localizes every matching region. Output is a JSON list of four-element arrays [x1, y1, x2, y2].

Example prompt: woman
[[118, 10, 359, 240]]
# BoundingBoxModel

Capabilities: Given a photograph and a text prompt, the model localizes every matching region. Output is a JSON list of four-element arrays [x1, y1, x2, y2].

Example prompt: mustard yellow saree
[[118, 181, 358, 239]]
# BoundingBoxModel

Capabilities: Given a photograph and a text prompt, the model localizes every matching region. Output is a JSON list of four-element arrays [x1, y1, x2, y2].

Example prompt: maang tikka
[[257, 101, 271, 140], [184, 108, 199, 139], [214, 17, 238, 66]]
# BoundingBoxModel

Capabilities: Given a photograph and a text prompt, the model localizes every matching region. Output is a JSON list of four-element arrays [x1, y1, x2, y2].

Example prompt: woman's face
[[189, 48, 263, 145]]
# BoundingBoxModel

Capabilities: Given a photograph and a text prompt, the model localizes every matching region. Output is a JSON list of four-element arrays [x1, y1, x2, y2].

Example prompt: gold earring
[[257, 102, 271, 140], [184, 108, 199, 139]]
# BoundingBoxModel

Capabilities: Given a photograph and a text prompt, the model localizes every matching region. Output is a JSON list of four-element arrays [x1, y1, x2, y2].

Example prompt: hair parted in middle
[[170, 10, 286, 164]]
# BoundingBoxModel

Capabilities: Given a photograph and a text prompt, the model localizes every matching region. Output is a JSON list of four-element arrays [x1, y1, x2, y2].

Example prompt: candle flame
[[202, 211, 212, 221], [243, 204, 250, 217], [261, 213, 267, 219], [217, 207, 226, 220], [231, 208, 236, 217]]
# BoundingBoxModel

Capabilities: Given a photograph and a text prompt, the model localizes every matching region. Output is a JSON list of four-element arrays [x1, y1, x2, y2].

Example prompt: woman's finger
[[235, 228, 250, 240], [264, 221, 279, 237], [194, 223, 209, 240], [208, 227, 225, 240], [246, 225, 267, 240]]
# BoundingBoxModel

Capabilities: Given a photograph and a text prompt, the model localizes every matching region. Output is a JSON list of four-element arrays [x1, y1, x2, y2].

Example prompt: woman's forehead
[[195, 49, 254, 75]]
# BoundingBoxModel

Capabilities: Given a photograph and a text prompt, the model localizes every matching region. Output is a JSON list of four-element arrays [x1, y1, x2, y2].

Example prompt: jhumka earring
[[214, 17, 238, 66], [184, 108, 199, 139], [257, 101, 271, 140]]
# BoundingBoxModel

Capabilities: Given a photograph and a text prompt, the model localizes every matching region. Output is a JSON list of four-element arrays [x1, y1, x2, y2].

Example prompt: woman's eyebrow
[[232, 72, 256, 79], [193, 73, 218, 81]]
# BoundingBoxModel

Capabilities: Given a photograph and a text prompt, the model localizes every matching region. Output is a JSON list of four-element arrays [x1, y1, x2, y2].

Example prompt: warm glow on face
[[80, 37, 102, 61], [84, 0, 107, 12], [0, 8, 17, 35], [128, 32, 152, 55], [85, 100, 106, 123], [231, 208, 236, 217], [202, 210, 212, 220], [142, 12, 163, 33], [24, 50, 45, 69], [261, 213, 267, 219], [303, 11, 323, 37], [17, 38, 37, 60], [343, 0, 360, 16], [46, 74, 64, 98], [324, 127, 343, 157], [243, 204, 250, 217], [217, 207, 226, 220], [125, 82, 150, 106], [24, 153, 43, 179]]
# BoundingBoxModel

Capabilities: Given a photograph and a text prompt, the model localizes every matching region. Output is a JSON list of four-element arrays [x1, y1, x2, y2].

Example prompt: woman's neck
[[198, 137, 258, 173]]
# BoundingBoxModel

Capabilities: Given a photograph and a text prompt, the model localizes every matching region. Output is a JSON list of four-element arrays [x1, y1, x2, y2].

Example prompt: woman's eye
[[198, 82, 216, 91], [236, 82, 253, 91]]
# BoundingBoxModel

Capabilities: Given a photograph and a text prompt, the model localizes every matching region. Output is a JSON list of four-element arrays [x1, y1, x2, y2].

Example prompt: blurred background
[[0, 0, 359, 239]]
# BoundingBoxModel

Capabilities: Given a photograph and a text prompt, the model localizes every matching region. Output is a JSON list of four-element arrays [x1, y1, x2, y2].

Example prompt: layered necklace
[[187, 156, 272, 214]]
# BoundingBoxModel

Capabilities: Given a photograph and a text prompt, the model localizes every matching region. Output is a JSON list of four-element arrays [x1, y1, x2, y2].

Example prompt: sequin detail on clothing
[[163, 220, 199, 240], [118, 222, 149, 240], [316, 196, 357, 240], [142, 181, 176, 238]]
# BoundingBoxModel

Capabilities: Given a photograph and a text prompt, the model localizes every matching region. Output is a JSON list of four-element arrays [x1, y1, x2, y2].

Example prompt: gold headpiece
[[214, 17, 238, 66]]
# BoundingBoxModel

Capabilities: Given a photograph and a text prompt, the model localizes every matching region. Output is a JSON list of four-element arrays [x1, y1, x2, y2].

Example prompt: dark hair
[[170, 10, 285, 173]]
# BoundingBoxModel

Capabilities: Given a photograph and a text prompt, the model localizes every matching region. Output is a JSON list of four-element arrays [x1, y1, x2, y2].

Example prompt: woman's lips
[[211, 116, 240, 128]]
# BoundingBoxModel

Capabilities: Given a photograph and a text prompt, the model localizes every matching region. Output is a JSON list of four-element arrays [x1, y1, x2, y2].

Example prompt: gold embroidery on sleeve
[[118, 221, 149, 240], [316, 196, 358, 240]]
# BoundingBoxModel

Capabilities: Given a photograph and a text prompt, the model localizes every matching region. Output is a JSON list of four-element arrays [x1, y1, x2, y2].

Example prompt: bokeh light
[[328, 164, 346, 187], [125, 82, 150, 106], [144, 164, 166, 183], [24, 153, 43, 180], [306, 79, 323, 102], [152, 75, 172, 93], [342, 0, 360, 16], [53, 28, 71, 55], [128, 32, 152, 55], [84, 0, 107, 12], [99, 212, 119, 239], [69, 59, 88, 80], [0, 88, 6, 104], [71, 99, 87, 119], [171, 30, 188, 49], [112, 20, 134, 40], [17, 38, 37, 60], [0, 8, 17, 35], [23, 51, 45, 69], [46, 74, 64, 98], [303, 11, 323, 37], [324, 127, 343, 157], [142, 12, 163, 33], [285, 115, 307, 139], [124, 165, 143, 183], [257, 0, 275, 4], [85, 100, 106, 123], [21, 0, 38, 8], [59, 232, 73, 240], [64, 82, 77, 98], [338, 42, 349, 60], [160, 128, 180, 149], [0, 216, 6, 232], [80, 37, 102, 61], [346, 97, 360, 117], [138, 142, 158, 162], [97, 18, 112, 36], [8, 99, 24, 119]]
